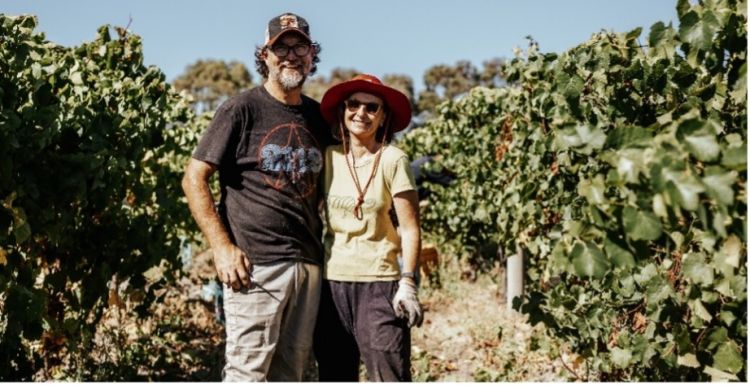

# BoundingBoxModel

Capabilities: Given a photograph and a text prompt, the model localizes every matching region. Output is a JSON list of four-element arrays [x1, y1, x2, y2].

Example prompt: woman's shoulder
[[382, 144, 409, 161]]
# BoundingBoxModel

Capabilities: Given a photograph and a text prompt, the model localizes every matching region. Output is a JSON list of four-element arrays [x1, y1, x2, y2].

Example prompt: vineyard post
[[506, 243, 524, 311]]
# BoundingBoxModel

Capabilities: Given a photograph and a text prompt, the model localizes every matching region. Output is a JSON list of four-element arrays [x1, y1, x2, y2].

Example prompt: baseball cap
[[265, 13, 311, 46]]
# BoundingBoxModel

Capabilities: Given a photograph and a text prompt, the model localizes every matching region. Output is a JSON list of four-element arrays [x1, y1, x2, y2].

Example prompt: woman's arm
[[393, 190, 421, 281], [392, 189, 423, 327]]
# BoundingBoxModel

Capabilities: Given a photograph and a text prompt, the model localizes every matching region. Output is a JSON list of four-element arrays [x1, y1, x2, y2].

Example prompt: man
[[182, 12, 331, 381]]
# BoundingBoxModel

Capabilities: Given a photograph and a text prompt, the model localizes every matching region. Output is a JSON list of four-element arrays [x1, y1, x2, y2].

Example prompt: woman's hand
[[392, 278, 423, 327]]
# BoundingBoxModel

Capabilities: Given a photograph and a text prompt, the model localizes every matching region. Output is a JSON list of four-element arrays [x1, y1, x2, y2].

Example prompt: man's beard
[[273, 66, 306, 91]]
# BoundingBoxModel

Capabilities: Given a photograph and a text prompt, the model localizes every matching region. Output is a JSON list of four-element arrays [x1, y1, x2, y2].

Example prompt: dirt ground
[[411, 267, 569, 381], [83, 248, 570, 381]]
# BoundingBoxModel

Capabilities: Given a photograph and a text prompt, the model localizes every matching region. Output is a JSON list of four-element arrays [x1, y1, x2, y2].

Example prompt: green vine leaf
[[604, 237, 635, 269], [622, 207, 663, 241], [611, 347, 633, 368], [571, 241, 611, 279], [683, 252, 715, 287], [712, 341, 743, 374]]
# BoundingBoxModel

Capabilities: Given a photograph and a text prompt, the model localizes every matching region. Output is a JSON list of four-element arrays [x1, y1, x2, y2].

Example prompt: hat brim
[[266, 29, 312, 45], [320, 79, 412, 133]]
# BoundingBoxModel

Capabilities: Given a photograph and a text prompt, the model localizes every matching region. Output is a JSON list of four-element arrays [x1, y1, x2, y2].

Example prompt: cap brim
[[266, 28, 312, 45], [320, 80, 412, 133]]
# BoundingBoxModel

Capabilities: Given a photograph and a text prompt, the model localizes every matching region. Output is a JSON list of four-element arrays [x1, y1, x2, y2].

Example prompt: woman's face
[[343, 92, 386, 141]]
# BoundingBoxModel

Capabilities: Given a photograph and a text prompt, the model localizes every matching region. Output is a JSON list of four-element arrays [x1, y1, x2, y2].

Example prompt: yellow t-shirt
[[323, 144, 417, 281]]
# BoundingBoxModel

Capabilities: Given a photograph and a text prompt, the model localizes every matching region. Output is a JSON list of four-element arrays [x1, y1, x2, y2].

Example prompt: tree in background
[[170, 53, 504, 119], [416, 58, 506, 113], [479, 57, 506, 88], [303, 67, 360, 101], [382, 74, 416, 108], [417, 61, 476, 112], [304, 69, 416, 108], [172, 59, 253, 114]]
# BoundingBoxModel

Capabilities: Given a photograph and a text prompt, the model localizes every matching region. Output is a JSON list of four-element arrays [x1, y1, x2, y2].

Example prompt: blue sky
[[4, 1, 679, 91]]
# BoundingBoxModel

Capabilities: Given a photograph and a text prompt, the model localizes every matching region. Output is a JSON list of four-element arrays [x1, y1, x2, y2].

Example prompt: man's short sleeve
[[192, 102, 241, 166]]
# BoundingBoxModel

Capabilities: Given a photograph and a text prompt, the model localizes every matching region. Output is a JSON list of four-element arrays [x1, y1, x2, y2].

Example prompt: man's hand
[[392, 278, 423, 327], [213, 243, 253, 291]]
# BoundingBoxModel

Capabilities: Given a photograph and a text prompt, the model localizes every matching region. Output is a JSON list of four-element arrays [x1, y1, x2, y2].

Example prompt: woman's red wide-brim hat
[[320, 74, 412, 132]]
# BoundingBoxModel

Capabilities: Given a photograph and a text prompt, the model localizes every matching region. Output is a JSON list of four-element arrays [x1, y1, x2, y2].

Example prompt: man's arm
[[182, 158, 252, 290]]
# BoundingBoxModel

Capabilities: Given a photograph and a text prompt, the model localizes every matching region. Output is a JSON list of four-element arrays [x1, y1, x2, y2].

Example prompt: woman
[[313, 74, 422, 382]]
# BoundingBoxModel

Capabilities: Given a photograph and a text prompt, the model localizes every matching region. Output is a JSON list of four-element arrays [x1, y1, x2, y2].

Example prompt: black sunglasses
[[344, 99, 382, 114], [270, 43, 311, 57]]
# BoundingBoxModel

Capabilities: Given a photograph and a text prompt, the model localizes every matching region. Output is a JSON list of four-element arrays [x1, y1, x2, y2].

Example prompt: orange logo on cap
[[280, 15, 299, 29]]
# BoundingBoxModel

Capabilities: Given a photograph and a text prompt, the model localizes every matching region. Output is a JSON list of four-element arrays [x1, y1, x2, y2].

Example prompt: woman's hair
[[254, 42, 321, 79], [335, 100, 395, 144]]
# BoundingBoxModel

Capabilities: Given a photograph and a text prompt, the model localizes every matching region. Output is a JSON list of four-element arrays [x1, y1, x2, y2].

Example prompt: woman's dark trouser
[[313, 279, 411, 382]]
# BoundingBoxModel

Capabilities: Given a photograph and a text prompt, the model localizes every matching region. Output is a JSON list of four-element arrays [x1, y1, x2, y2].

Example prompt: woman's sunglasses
[[344, 99, 382, 114]]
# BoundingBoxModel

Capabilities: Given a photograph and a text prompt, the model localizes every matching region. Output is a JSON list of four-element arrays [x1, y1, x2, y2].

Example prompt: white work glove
[[392, 278, 423, 327]]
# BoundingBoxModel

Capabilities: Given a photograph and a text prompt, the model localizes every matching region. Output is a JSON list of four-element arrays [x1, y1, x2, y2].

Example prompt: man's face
[[264, 32, 314, 91]]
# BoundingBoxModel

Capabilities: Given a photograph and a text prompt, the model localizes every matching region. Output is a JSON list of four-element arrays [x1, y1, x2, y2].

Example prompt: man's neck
[[264, 80, 303, 105]]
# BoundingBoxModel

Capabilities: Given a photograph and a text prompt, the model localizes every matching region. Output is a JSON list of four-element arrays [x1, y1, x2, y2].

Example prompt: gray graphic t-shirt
[[193, 86, 331, 265]]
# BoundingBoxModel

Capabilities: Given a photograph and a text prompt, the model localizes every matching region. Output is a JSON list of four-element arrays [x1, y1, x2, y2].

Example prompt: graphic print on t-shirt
[[258, 122, 322, 197]]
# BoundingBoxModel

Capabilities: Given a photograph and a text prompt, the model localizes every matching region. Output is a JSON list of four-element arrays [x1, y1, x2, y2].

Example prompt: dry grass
[[36, 246, 569, 381], [411, 254, 569, 381]]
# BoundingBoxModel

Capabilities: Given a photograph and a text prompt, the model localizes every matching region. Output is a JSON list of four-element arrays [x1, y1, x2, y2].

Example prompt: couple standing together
[[182, 12, 423, 382]]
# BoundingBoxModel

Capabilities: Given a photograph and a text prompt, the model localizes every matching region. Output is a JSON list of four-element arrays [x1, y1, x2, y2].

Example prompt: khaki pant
[[222, 261, 321, 382]]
